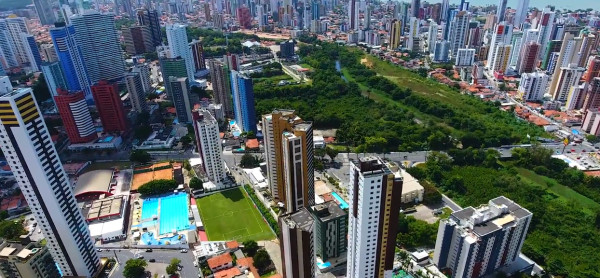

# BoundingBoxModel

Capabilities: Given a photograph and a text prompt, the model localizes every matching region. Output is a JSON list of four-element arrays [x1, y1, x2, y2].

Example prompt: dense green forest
[[253, 42, 545, 151], [407, 148, 600, 278]]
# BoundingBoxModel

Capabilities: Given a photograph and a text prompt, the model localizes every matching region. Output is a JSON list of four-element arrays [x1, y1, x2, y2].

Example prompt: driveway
[[259, 240, 282, 274]]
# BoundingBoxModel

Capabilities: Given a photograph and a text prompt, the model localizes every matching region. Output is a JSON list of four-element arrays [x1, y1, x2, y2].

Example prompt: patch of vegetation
[[396, 214, 438, 249], [137, 179, 177, 196]]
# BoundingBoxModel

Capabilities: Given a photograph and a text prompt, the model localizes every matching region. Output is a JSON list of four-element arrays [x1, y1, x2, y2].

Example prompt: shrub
[[244, 185, 279, 234], [138, 179, 178, 196]]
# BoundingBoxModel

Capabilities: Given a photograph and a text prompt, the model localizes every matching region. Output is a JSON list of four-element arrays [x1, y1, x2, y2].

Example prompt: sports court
[[196, 187, 275, 242]]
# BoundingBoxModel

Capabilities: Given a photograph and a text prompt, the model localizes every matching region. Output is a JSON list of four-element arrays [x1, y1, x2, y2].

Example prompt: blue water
[[229, 120, 236, 125], [233, 131, 241, 137], [140, 231, 186, 245], [331, 192, 349, 209], [141, 198, 159, 219], [158, 193, 189, 235], [98, 136, 113, 143], [317, 261, 331, 269]]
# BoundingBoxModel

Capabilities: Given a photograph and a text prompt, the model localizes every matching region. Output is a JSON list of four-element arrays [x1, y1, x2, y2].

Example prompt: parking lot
[[98, 248, 197, 278]]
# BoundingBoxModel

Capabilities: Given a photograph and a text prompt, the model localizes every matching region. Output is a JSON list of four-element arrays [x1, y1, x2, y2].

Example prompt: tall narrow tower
[[346, 157, 403, 278], [0, 88, 100, 277], [166, 23, 195, 80]]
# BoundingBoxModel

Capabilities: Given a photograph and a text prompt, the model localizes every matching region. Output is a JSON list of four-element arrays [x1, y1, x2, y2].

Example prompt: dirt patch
[[361, 57, 373, 68]]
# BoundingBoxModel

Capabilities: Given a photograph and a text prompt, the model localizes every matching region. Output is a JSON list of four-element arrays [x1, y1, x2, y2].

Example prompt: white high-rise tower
[[514, 0, 530, 27], [0, 88, 100, 277], [166, 23, 195, 80], [192, 109, 227, 186]]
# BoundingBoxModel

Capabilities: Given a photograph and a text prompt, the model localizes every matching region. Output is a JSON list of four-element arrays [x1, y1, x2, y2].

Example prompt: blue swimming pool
[[229, 120, 236, 125], [316, 261, 331, 269], [141, 198, 159, 219], [158, 193, 189, 235], [140, 231, 186, 245], [331, 192, 349, 209]]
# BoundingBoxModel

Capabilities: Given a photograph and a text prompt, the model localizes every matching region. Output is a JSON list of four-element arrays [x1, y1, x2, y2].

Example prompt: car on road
[[148, 259, 156, 262], [135, 255, 144, 259], [180, 249, 188, 253], [193, 261, 198, 267], [145, 249, 152, 252]]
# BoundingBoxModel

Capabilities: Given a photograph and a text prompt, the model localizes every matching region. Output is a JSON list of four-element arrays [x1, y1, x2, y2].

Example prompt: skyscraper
[[348, 0, 359, 31], [490, 44, 512, 74], [207, 59, 233, 116], [262, 110, 314, 211], [124, 72, 148, 113], [40, 61, 68, 96], [346, 157, 403, 278], [551, 66, 585, 102], [223, 53, 240, 71], [411, 0, 420, 18], [584, 56, 600, 83], [448, 11, 469, 57], [0, 88, 100, 277], [427, 22, 438, 52], [71, 12, 125, 84], [0, 18, 29, 67], [279, 208, 315, 278], [496, 0, 507, 22], [537, 8, 556, 59], [33, 0, 57, 25], [160, 57, 188, 99], [517, 41, 540, 74], [54, 88, 97, 143], [192, 109, 227, 185], [237, 6, 252, 29], [122, 25, 154, 55], [0, 22, 19, 69], [407, 17, 419, 51], [434, 196, 532, 278], [486, 22, 513, 72], [169, 77, 193, 123], [310, 201, 347, 262], [166, 24, 195, 80], [40, 43, 58, 62], [455, 48, 476, 66], [50, 23, 92, 100], [21, 34, 42, 72], [518, 71, 549, 101], [136, 9, 162, 46], [190, 39, 206, 71], [91, 80, 128, 133], [389, 19, 402, 50], [230, 70, 257, 133], [513, 0, 530, 27]]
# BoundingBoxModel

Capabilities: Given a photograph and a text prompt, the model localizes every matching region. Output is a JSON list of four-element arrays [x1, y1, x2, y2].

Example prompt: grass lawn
[[196, 187, 275, 242], [515, 167, 600, 215]]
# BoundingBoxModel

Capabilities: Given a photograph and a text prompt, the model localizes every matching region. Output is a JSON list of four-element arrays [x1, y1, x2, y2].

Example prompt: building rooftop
[[450, 196, 532, 237], [311, 201, 346, 223], [353, 156, 392, 177], [281, 208, 313, 231], [207, 253, 233, 269], [73, 169, 114, 198]]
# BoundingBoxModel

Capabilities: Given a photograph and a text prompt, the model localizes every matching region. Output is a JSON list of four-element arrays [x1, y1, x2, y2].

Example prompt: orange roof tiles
[[226, 241, 239, 249], [237, 257, 260, 277], [207, 253, 233, 270], [213, 267, 241, 278], [245, 139, 259, 149]]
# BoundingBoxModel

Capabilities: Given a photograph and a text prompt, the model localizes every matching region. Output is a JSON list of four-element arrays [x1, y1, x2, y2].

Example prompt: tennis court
[[196, 187, 275, 242]]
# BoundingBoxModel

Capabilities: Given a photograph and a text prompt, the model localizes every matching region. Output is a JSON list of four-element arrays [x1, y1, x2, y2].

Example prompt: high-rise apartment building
[[190, 39, 206, 72], [310, 201, 347, 262], [124, 72, 149, 113], [486, 22, 513, 72], [71, 12, 125, 84], [582, 78, 600, 111], [455, 48, 475, 66], [207, 59, 233, 116], [434, 196, 532, 278], [448, 11, 469, 57], [551, 66, 585, 102], [513, 0, 529, 27], [0, 239, 61, 278], [237, 6, 252, 29], [537, 8, 556, 59], [160, 57, 188, 99], [0, 18, 29, 67], [169, 77, 192, 123], [584, 56, 600, 83], [0, 88, 100, 277], [280, 40, 296, 59], [407, 17, 420, 51], [411, 0, 420, 18], [496, 0, 507, 22], [389, 19, 402, 50], [433, 40, 450, 62], [565, 84, 587, 111], [426, 22, 438, 52], [33, 0, 57, 25], [518, 71, 549, 101], [136, 9, 162, 46], [40, 43, 58, 62], [230, 70, 257, 133], [262, 110, 314, 211], [122, 25, 154, 55], [223, 53, 240, 71], [132, 63, 152, 93], [517, 41, 540, 74], [21, 34, 42, 72], [279, 208, 314, 278], [50, 23, 92, 100], [348, 0, 359, 31], [54, 88, 97, 143], [40, 61, 68, 97], [91, 80, 128, 133], [192, 109, 226, 185], [347, 157, 403, 278], [0, 21, 18, 69], [166, 24, 195, 80]]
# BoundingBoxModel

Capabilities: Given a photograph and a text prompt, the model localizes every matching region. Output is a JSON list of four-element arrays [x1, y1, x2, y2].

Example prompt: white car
[[180, 249, 188, 253], [193, 261, 198, 267]]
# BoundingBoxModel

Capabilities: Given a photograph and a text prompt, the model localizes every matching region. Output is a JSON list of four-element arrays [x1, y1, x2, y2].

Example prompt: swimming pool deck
[[133, 193, 192, 245]]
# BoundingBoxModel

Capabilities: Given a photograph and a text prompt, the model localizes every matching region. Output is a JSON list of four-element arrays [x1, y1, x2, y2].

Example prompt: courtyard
[[196, 187, 275, 242]]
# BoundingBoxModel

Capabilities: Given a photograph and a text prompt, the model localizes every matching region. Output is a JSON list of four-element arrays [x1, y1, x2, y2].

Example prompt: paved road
[[442, 195, 462, 212], [99, 249, 197, 278]]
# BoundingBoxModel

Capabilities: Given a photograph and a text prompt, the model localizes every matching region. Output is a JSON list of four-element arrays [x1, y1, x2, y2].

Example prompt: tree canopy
[[137, 179, 178, 196], [130, 150, 151, 164], [123, 259, 147, 278], [240, 153, 261, 168], [242, 240, 259, 256], [189, 177, 203, 190], [0, 219, 25, 240]]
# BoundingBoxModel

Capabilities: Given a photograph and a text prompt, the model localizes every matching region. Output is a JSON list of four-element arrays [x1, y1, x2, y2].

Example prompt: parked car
[[146, 249, 153, 252], [148, 259, 156, 262], [180, 249, 188, 253]]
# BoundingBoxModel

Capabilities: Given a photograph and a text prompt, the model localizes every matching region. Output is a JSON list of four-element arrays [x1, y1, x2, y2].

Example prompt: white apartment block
[[455, 48, 475, 66], [518, 72, 549, 101], [490, 43, 512, 74], [347, 157, 402, 278], [192, 109, 226, 186], [434, 196, 532, 278], [551, 66, 585, 102], [0, 88, 99, 277], [166, 23, 195, 80]]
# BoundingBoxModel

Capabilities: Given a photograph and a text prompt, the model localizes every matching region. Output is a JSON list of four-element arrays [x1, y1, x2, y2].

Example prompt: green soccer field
[[196, 187, 275, 242]]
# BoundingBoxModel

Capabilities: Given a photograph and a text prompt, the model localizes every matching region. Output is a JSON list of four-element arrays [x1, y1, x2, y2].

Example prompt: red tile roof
[[245, 139, 259, 149], [237, 257, 260, 277], [226, 241, 239, 249], [207, 253, 233, 270], [213, 267, 241, 278]]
